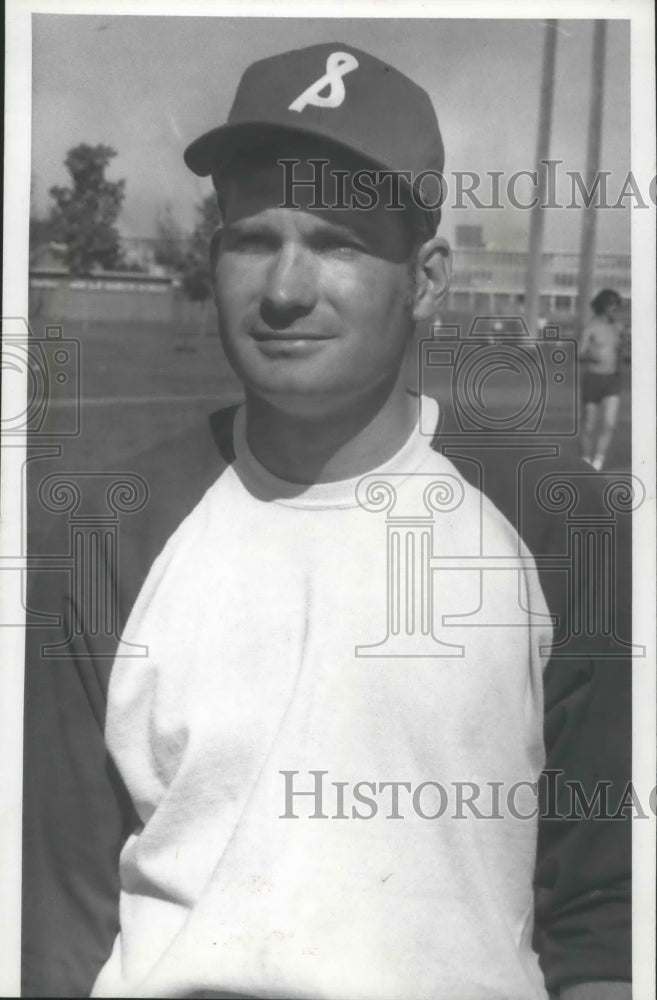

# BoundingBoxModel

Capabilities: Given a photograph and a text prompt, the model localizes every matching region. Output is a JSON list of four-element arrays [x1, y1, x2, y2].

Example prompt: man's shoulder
[[92, 405, 240, 619], [119, 404, 236, 483], [433, 439, 608, 547]]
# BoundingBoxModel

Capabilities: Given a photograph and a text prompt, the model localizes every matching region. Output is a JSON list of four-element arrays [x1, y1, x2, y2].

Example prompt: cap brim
[[185, 120, 389, 178], [184, 120, 440, 237]]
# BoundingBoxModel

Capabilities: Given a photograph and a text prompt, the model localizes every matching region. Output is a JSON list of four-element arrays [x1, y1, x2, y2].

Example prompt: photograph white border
[[3, 1, 655, 996]]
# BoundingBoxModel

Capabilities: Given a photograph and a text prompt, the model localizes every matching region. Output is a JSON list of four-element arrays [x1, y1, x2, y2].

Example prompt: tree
[[48, 143, 126, 274], [153, 204, 189, 273], [178, 194, 222, 338], [29, 213, 55, 257], [151, 195, 222, 339], [179, 194, 222, 303], [153, 195, 221, 301], [29, 173, 56, 260]]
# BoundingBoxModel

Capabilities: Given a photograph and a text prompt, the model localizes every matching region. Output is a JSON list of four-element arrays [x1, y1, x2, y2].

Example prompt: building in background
[[447, 247, 630, 322], [453, 224, 486, 250]]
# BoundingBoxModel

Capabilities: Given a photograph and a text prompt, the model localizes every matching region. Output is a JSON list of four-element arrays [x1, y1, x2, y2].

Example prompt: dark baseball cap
[[184, 42, 445, 233]]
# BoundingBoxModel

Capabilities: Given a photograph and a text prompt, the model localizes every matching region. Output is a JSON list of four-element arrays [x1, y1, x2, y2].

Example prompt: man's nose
[[260, 244, 318, 328]]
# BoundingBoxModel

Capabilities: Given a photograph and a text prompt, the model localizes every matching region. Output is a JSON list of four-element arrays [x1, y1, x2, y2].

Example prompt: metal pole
[[525, 20, 558, 339], [577, 20, 608, 334]]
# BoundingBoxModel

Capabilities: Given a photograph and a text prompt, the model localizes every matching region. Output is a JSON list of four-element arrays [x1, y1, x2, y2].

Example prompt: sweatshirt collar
[[232, 394, 440, 509]]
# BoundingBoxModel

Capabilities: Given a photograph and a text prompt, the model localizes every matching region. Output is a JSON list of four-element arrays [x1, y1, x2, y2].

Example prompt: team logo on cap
[[289, 51, 359, 113]]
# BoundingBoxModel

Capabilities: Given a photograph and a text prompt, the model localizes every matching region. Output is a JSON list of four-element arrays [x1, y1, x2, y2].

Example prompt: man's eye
[[224, 231, 275, 253], [315, 235, 365, 255]]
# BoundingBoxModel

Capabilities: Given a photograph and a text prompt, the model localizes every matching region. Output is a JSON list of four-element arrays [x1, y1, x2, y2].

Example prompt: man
[[580, 288, 625, 470], [23, 42, 631, 1000]]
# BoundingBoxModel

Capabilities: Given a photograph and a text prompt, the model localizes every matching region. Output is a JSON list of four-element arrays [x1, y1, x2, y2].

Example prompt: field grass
[[30, 315, 632, 475], [32, 319, 243, 470]]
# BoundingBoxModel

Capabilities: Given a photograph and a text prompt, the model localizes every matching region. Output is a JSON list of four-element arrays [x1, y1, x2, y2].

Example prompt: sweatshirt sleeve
[[444, 446, 632, 994], [22, 414, 230, 997], [532, 473, 632, 993], [22, 560, 138, 998]]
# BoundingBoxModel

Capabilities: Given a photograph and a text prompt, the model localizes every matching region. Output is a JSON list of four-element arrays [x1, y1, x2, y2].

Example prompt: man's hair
[[591, 288, 621, 315]]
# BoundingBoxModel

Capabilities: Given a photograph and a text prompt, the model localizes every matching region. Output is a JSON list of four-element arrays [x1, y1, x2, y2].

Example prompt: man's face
[[211, 137, 422, 413]]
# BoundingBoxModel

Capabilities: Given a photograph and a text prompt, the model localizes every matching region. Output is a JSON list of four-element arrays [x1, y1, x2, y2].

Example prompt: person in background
[[580, 288, 625, 471]]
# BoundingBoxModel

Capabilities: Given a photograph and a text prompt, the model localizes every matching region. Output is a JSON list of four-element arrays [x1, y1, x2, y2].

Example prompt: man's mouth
[[250, 331, 335, 342], [249, 331, 336, 358]]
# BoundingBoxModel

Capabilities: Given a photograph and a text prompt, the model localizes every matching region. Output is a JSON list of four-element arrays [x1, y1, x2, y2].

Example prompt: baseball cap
[[184, 42, 445, 234]]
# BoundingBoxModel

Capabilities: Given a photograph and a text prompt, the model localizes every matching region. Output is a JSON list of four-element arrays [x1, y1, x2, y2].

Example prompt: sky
[[30, 14, 633, 253]]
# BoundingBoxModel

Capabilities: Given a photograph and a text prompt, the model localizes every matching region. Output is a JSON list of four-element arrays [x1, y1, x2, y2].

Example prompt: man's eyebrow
[[307, 216, 369, 241], [223, 217, 273, 233], [224, 213, 369, 241]]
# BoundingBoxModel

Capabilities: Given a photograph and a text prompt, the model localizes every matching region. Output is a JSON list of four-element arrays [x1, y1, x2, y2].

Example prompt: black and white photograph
[[2, 1, 655, 998]]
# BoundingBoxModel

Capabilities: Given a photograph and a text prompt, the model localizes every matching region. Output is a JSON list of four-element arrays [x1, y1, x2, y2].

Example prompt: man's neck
[[244, 377, 418, 485]]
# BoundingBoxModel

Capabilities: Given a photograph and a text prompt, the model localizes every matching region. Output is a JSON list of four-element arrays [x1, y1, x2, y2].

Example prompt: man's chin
[[227, 348, 406, 417], [241, 372, 407, 423], [227, 352, 332, 397], [243, 379, 345, 414]]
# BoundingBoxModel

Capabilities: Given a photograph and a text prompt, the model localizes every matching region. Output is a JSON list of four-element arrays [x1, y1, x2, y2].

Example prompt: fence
[[28, 268, 209, 330]]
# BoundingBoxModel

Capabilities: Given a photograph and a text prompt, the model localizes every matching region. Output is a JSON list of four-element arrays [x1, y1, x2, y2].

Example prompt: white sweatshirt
[[93, 397, 551, 1000]]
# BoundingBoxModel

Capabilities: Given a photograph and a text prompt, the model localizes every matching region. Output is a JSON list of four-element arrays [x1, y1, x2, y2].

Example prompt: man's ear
[[412, 236, 451, 322]]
